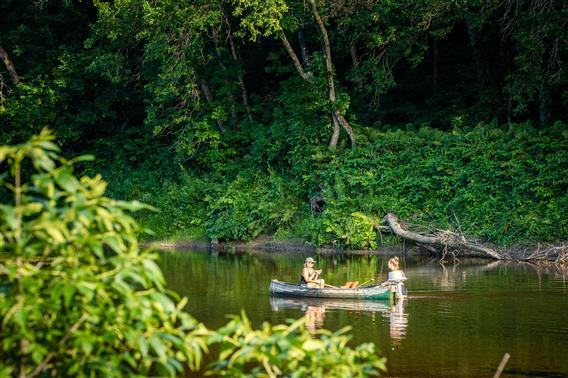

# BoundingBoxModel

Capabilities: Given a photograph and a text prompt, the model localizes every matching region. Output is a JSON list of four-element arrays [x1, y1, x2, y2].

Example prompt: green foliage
[[0, 131, 389, 377], [113, 121, 567, 249], [2, 0, 567, 251], [231, 0, 289, 41], [208, 312, 387, 377], [310, 123, 568, 247], [197, 122, 568, 248], [499, 0, 566, 116], [0, 1, 131, 145], [0, 130, 209, 377], [109, 122, 565, 250], [206, 172, 301, 240]]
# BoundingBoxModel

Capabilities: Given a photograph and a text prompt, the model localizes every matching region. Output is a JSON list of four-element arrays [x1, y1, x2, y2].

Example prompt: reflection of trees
[[405, 257, 568, 293], [157, 251, 399, 301], [438, 262, 458, 291], [511, 261, 568, 282]]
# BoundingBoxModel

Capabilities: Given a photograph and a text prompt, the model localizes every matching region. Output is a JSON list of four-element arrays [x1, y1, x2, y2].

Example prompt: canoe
[[269, 279, 394, 300]]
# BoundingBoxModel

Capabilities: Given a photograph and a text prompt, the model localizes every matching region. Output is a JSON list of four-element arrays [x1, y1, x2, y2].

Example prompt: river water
[[157, 249, 568, 378]]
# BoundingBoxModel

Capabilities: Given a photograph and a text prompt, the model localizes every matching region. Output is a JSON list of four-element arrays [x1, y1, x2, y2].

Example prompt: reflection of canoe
[[269, 279, 394, 300], [270, 296, 391, 312]]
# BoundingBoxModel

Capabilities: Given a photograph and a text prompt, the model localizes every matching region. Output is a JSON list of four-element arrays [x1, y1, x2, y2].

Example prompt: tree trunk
[[297, 28, 309, 66], [432, 36, 439, 92], [382, 213, 503, 260], [329, 113, 340, 148], [256, 38, 269, 96], [464, 8, 488, 88], [212, 34, 238, 125], [499, 36, 513, 124], [200, 79, 225, 132], [349, 42, 363, 93], [0, 44, 19, 85], [279, 30, 310, 81], [228, 30, 254, 123], [538, 86, 549, 124], [506, 96, 513, 124], [279, 10, 355, 148], [309, 0, 355, 148]]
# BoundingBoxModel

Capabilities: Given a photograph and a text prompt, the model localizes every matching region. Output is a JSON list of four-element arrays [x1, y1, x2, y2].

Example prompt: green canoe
[[269, 279, 395, 300]]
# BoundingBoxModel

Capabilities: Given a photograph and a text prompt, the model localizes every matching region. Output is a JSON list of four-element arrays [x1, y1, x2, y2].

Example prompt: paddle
[[324, 283, 341, 289], [358, 278, 375, 287]]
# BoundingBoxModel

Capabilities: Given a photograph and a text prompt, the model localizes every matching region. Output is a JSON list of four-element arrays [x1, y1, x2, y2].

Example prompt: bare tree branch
[[0, 44, 19, 85]]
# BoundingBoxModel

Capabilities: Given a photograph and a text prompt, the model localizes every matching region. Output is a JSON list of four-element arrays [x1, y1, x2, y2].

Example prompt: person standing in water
[[301, 257, 325, 288]]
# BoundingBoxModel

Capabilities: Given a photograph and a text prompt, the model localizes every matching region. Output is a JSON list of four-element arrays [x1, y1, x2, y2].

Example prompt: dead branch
[[511, 243, 568, 262], [382, 213, 504, 260]]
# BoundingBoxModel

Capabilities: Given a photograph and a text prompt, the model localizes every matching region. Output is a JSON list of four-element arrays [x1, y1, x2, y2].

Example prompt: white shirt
[[388, 270, 406, 282]]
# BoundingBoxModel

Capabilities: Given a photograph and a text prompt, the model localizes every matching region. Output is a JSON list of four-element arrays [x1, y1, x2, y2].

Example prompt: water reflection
[[409, 259, 568, 292], [388, 299, 408, 346], [304, 305, 326, 334], [270, 296, 408, 343]]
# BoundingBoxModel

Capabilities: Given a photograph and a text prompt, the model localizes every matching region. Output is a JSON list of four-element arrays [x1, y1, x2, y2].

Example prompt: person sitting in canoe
[[301, 257, 325, 288], [387, 256, 407, 298]]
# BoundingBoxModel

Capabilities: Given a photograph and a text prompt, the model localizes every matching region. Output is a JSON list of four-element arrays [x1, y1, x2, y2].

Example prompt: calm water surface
[[157, 249, 568, 378]]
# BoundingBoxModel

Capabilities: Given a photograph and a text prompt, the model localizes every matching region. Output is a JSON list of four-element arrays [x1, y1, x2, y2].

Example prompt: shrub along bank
[[94, 122, 568, 250]]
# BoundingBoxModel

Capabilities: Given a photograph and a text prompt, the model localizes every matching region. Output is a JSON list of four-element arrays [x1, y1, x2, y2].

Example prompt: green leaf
[[138, 335, 149, 357], [81, 338, 94, 355], [55, 169, 80, 193], [71, 154, 95, 163], [0, 146, 14, 162], [63, 285, 75, 308], [0, 205, 17, 229], [142, 259, 165, 285], [150, 335, 166, 361]]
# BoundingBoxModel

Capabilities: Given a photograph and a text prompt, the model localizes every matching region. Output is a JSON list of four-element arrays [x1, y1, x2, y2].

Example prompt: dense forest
[[1, 0, 567, 250]]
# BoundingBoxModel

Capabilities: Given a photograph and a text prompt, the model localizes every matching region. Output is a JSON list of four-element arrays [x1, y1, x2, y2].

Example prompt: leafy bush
[[0, 130, 208, 377], [206, 172, 301, 240], [208, 313, 386, 378]]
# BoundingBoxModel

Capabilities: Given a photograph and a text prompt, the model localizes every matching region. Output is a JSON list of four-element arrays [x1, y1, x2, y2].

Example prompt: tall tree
[[232, 0, 356, 148]]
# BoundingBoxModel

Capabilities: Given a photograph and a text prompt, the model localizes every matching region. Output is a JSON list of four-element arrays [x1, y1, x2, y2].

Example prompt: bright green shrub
[[317, 123, 568, 247], [0, 130, 209, 377], [208, 313, 387, 378]]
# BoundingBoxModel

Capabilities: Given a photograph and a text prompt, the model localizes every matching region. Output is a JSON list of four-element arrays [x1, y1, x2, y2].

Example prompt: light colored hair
[[388, 256, 399, 271]]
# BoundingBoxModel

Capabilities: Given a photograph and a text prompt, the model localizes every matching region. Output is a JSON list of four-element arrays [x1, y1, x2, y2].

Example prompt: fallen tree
[[381, 213, 504, 260], [369, 213, 568, 262]]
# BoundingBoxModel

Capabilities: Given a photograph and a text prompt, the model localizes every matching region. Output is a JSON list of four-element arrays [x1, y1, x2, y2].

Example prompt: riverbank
[[98, 123, 568, 255], [143, 235, 568, 262]]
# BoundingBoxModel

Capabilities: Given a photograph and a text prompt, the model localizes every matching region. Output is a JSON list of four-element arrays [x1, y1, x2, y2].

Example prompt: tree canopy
[[1, 0, 566, 247]]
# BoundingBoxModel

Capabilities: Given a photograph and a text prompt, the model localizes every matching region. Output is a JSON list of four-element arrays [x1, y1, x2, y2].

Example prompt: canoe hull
[[269, 280, 394, 300]]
